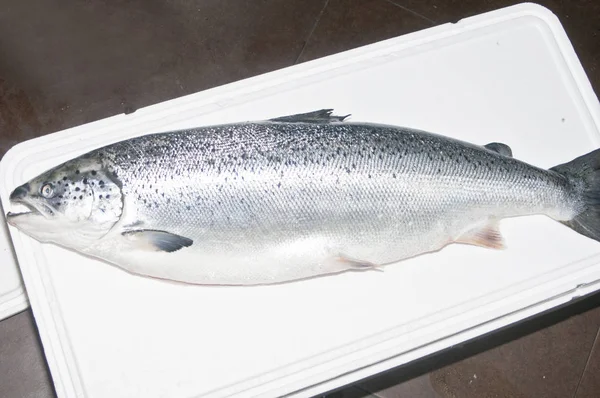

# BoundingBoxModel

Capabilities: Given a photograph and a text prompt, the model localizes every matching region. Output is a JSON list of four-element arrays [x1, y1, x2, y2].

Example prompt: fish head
[[6, 158, 124, 250]]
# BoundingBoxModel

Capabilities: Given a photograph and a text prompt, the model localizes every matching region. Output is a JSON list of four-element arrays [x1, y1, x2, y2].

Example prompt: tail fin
[[551, 148, 600, 242]]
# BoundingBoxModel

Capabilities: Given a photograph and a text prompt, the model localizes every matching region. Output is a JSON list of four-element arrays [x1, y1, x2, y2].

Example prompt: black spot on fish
[[79, 195, 83, 200], [63, 176, 68, 181], [99, 195, 103, 199], [393, 173, 397, 178], [83, 178, 88, 184], [106, 194, 110, 199], [75, 187, 80, 192], [99, 181, 105, 187], [58, 195, 63, 199], [91, 171, 97, 176]]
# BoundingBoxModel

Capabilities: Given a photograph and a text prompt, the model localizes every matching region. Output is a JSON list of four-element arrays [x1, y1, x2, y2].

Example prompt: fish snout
[[9, 183, 30, 202]]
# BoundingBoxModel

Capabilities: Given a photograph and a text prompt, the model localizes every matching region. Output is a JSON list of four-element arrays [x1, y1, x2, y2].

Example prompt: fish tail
[[551, 148, 600, 241]]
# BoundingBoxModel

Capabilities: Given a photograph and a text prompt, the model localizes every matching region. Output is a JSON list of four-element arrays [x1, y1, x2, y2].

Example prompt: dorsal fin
[[269, 109, 350, 124], [484, 142, 513, 157]]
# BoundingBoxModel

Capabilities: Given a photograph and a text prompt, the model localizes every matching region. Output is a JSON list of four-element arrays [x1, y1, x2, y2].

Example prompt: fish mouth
[[6, 200, 54, 221]]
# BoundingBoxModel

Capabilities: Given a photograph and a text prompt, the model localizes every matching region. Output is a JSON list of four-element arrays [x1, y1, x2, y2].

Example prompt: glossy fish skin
[[5, 110, 600, 285]]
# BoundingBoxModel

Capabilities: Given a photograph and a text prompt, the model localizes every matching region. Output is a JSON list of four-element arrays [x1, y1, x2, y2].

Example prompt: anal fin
[[328, 254, 384, 272], [455, 222, 505, 250], [122, 230, 193, 253]]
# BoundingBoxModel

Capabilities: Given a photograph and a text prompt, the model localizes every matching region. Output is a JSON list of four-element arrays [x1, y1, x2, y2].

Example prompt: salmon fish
[[6, 109, 600, 285]]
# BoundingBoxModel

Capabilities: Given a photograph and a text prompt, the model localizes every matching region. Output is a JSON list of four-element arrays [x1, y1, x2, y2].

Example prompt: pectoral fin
[[122, 230, 193, 253], [456, 222, 505, 250]]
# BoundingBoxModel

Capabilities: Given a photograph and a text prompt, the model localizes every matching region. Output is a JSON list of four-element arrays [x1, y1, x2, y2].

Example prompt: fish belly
[[86, 226, 448, 285]]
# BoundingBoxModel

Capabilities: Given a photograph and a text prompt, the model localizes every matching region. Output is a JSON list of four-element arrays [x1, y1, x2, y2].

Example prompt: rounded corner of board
[[0, 139, 45, 188], [514, 3, 563, 26], [458, 3, 561, 31], [0, 141, 27, 174]]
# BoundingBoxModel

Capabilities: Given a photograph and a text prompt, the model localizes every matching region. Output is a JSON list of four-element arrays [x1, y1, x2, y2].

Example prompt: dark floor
[[0, 0, 599, 397]]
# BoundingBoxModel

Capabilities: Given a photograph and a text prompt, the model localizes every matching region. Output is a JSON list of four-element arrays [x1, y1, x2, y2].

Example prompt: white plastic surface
[[2, 4, 600, 398], [0, 206, 27, 321]]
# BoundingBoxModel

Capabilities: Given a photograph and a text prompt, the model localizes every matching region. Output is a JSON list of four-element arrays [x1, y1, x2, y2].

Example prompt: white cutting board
[[2, 4, 600, 398], [0, 206, 27, 320]]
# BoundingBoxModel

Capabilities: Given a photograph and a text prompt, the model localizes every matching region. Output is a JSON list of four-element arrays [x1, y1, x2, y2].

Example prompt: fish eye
[[40, 183, 54, 198]]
